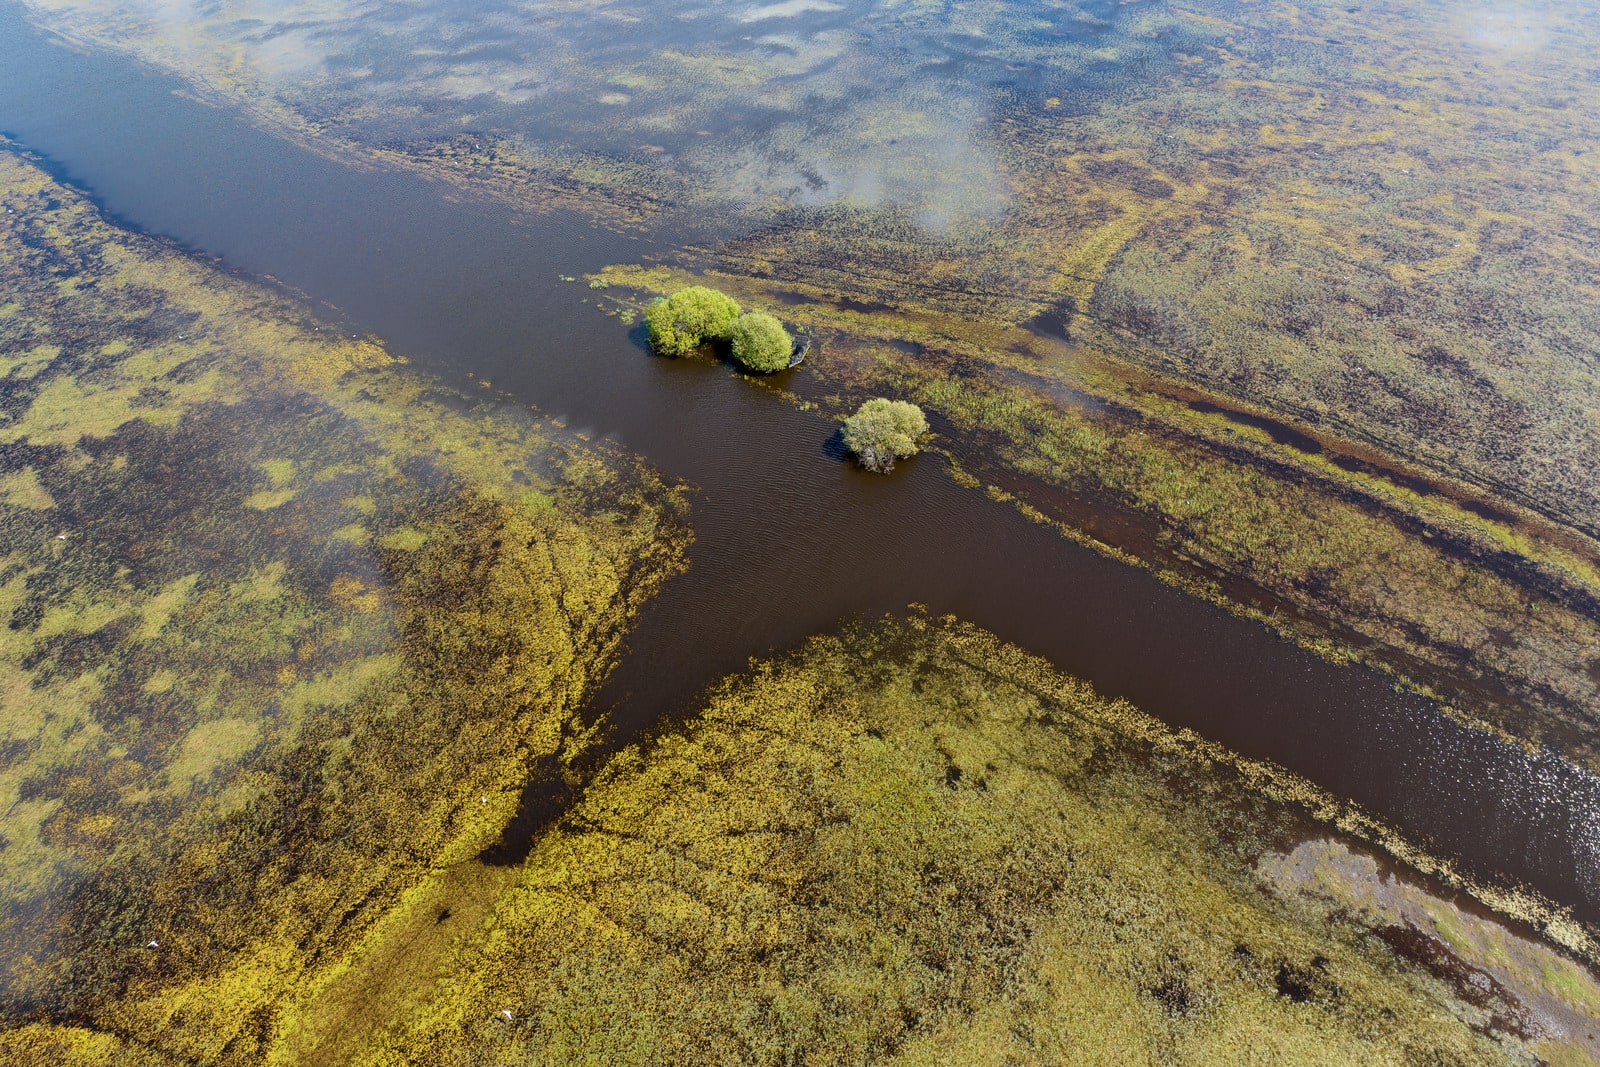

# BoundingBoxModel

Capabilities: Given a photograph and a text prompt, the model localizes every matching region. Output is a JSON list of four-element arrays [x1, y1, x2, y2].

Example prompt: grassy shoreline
[[313, 613, 1600, 1065], [0, 145, 688, 1063]]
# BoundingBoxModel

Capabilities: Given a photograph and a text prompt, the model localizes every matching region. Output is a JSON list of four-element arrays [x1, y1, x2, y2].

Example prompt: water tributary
[[3, 7, 1597, 925]]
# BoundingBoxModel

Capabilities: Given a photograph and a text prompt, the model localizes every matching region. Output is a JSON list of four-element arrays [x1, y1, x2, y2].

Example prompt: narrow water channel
[[3, 8, 1597, 923]]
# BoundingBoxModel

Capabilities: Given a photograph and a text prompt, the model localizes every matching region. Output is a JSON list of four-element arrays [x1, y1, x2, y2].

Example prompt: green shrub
[[644, 286, 741, 357], [729, 311, 794, 373], [843, 398, 929, 472]]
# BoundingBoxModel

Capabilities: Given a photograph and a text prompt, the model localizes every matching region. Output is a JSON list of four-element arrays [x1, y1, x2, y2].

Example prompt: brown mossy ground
[[0, 146, 687, 1063], [320, 614, 1600, 1065]]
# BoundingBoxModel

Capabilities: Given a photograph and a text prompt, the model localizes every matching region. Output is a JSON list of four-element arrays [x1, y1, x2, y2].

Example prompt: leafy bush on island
[[644, 285, 741, 357], [843, 397, 928, 472], [729, 310, 794, 372]]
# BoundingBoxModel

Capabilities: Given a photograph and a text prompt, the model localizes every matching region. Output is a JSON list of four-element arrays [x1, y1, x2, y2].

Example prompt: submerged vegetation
[[8, 0, 1600, 1061], [1, 146, 1596, 1064], [842, 398, 928, 473], [0, 146, 688, 1063]]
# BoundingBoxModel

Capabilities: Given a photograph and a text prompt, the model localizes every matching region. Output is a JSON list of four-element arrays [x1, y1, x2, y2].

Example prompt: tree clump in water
[[843, 397, 928, 472], [644, 285, 740, 358], [36, 0, 1600, 763], [729, 310, 793, 373]]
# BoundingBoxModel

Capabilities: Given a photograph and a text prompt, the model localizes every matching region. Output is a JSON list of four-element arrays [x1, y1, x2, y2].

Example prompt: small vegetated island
[[645, 287, 926, 472], [643, 285, 740, 358], [843, 397, 929, 473], [728, 310, 793, 373], [645, 285, 795, 373]]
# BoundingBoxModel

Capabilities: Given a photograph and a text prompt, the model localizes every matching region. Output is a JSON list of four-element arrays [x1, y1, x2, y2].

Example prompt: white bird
[[499, 1009, 514, 1022], [146, 940, 159, 949]]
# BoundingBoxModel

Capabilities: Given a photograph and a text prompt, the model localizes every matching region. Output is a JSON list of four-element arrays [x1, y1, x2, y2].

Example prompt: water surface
[[3, 5, 1598, 925]]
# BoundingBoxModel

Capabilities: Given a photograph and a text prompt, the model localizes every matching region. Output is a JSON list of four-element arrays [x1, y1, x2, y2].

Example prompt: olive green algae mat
[[295, 616, 1600, 1066], [0, 144, 688, 1062], [2, 146, 1598, 1065]]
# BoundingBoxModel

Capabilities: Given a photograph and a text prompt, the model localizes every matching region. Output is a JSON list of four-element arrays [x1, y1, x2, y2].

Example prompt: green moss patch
[[357, 615, 1599, 1064], [0, 147, 688, 1062]]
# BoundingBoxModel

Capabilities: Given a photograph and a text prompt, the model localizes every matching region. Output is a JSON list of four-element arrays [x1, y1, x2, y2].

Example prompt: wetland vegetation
[[22, 8, 1600, 748], [644, 286, 740, 359], [8, 141, 1598, 1064], [6, 0, 1600, 1061], [729, 310, 794, 374], [374, 613, 1598, 1066], [843, 398, 929, 473], [0, 146, 689, 1063]]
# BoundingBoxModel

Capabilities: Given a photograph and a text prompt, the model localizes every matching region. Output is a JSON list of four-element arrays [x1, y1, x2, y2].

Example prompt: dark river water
[[3, 8, 1598, 923]]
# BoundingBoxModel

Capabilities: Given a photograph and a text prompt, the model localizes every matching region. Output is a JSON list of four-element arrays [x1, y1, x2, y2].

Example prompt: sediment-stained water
[[3, 4, 1598, 929], [20, 0, 1600, 764], [4, 0, 1600, 1062]]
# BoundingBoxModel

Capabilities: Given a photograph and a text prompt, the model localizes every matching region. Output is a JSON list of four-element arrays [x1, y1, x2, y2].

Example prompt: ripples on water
[[4, 0, 1600, 925]]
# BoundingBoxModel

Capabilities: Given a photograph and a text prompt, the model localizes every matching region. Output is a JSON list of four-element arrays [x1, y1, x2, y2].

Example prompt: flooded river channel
[[3, 6, 1598, 927]]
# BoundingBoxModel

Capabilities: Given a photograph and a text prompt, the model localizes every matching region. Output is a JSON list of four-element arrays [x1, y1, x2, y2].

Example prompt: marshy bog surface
[[3, 1, 1600, 1063]]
